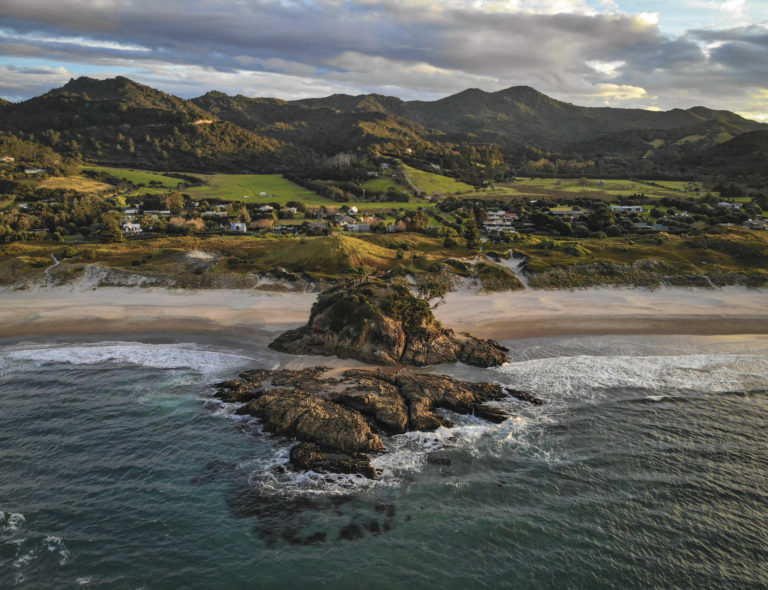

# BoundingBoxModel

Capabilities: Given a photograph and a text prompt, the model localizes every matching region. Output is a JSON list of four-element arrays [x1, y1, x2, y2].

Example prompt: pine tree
[[464, 215, 479, 250]]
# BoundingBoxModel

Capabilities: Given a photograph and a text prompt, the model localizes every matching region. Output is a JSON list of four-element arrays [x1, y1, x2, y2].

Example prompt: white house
[[610, 205, 645, 213], [0, 156, 14, 163], [345, 223, 371, 233], [718, 202, 743, 210], [230, 222, 247, 233], [743, 219, 767, 230], [122, 223, 142, 235], [258, 205, 274, 213]]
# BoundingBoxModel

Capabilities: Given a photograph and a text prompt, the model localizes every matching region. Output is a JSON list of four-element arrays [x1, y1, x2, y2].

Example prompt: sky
[[1, 0, 767, 120]]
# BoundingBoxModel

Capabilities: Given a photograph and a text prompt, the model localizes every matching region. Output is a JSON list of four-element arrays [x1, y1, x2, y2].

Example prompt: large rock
[[216, 367, 542, 478], [329, 370, 408, 434], [239, 388, 383, 454], [289, 442, 377, 479], [269, 281, 508, 368], [395, 373, 507, 431]]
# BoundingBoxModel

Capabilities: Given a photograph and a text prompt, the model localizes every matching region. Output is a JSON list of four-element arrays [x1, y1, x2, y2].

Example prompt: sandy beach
[[0, 285, 766, 342]]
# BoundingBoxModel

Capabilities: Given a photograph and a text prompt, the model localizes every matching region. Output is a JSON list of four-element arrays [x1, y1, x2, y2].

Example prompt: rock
[[505, 388, 545, 405], [289, 442, 376, 478], [329, 371, 408, 434], [269, 280, 508, 367], [395, 373, 508, 431], [240, 388, 383, 454], [474, 403, 509, 423], [456, 335, 510, 368], [399, 325, 460, 367], [213, 379, 262, 403], [214, 366, 543, 479]]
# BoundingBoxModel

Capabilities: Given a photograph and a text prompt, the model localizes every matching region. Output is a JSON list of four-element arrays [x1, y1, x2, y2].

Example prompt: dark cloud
[[0, 0, 765, 117]]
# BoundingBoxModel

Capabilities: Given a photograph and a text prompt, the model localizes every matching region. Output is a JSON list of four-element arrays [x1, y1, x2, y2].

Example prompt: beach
[[3, 284, 768, 588], [1, 285, 766, 342]]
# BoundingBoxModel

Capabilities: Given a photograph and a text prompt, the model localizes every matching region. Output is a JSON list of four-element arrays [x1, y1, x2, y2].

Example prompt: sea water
[[0, 335, 766, 589]]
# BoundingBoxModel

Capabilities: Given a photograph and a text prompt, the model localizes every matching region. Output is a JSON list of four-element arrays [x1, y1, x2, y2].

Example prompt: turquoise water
[[1, 336, 767, 589]]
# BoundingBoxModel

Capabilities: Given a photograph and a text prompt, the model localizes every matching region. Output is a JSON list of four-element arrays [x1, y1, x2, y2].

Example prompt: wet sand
[[0, 285, 766, 341]]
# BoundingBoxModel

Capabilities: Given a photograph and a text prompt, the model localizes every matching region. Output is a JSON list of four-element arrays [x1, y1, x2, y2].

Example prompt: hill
[[0, 77, 295, 172], [2, 77, 766, 181]]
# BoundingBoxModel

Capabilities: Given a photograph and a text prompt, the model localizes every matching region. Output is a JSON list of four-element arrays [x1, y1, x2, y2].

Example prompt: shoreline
[[0, 285, 767, 342]]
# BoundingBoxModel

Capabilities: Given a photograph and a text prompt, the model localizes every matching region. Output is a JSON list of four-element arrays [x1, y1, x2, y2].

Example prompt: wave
[[494, 353, 768, 405], [0, 342, 263, 378]]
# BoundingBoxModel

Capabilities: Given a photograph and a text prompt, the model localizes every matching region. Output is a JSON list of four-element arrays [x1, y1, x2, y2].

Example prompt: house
[[610, 205, 645, 213], [122, 223, 142, 235], [230, 222, 247, 233], [743, 219, 767, 230], [24, 168, 46, 175], [0, 156, 14, 163], [634, 222, 669, 232], [123, 208, 139, 216], [550, 209, 585, 220], [259, 192, 269, 198], [718, 202, 743, 210], [202, 210, 227, 218], [258, 205, 274, 213], [283, 207, 298, 216], [345, 223, 371, 233], [346, 206, 358, 216], [335, 214, 357, 226]]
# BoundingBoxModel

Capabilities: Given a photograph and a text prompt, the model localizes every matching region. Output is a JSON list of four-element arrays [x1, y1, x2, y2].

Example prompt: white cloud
[[719, 0, 748, 19], [590, 83, 651, 102], [585, 59, 625, 78]]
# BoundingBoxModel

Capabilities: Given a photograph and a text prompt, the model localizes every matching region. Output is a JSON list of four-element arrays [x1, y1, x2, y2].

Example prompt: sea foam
[[0, 342, 261, 378]]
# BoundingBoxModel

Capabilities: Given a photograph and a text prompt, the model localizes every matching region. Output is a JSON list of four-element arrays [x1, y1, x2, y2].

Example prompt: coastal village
[[1, 158, 765, 246]]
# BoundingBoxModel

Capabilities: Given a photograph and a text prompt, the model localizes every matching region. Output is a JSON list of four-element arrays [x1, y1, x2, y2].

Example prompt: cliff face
[[268, 281, 508, 368]]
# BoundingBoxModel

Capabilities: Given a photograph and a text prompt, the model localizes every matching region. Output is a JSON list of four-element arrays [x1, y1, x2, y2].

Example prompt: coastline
[[1, 285, 767, 342]]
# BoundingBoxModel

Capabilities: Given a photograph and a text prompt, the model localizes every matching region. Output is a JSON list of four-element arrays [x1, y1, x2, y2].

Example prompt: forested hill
[[1, 76, 766, 181]]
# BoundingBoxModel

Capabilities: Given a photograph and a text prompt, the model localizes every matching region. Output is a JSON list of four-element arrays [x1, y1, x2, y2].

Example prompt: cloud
[[0, 64, 75, 101], [719, 0, 748, 19], [0, 0, 764, 118], [589, 83, 651, 103]]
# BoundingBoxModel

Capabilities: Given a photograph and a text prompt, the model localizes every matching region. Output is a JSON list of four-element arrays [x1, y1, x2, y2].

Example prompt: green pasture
[[402, 165, 474, 195], [491, 177, 705, 200]]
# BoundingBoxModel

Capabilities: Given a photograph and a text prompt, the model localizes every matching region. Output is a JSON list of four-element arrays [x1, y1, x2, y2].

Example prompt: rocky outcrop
[[216, 366, 543, 478], [238, 388, 383, 454], [269, 280, 508, 367]]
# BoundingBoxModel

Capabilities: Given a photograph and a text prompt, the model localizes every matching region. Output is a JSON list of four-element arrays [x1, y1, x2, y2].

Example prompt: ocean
[[1, 333, 766, 589]]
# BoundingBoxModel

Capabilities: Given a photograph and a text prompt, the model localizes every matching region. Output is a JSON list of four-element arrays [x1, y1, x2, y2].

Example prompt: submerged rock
[[269, 280, 508, 368], [214, 366, 544, 478]]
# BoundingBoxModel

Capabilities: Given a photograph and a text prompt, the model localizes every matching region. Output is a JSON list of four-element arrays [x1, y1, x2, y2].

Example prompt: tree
[[98, 215, 123, 243], [416, 275, 450, 309], [464, 215, 479, 250]]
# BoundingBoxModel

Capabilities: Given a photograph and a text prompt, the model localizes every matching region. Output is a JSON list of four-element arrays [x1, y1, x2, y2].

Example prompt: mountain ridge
[[1, 76, 765, 180]]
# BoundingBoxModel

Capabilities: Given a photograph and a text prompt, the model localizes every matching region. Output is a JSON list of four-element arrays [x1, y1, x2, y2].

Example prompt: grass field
[[403, 165, 475, 195], [486, 178, 705, 201], [82, 166, 182, 190], [39, 176, 116, 194], [79, 167, 435, 211], [362, 177, 404, 193]]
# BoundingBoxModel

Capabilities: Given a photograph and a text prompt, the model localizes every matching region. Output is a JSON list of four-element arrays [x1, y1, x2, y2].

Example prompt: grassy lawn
[[39, 175, 116, 193], [362, 177, 403, 193], [80, 166, 436, 211], [402, 165, 474, 195], [489, 178, 705, 201], [82, 166, 182, 189]]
